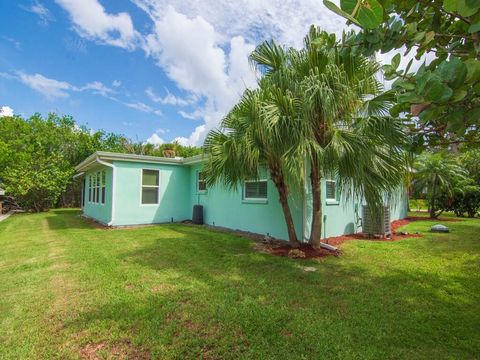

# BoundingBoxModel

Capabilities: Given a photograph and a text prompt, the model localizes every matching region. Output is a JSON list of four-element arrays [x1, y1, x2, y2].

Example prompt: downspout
[[96, 156, 116, 226]]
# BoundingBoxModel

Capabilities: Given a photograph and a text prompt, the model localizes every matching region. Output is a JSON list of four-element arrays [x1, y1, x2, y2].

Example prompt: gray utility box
[[362, 205, 391, 237]]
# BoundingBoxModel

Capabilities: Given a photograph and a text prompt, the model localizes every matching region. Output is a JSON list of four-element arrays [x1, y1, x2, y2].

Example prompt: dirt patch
[[80, 342, 107, 360], [151, 283, 175, 293], [260, 243, 338, 259], [80, 340, 150, 360]]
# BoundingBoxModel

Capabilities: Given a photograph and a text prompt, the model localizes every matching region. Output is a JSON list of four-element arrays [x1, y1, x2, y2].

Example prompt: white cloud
[[13, 72, 116, 100], [145, 87, 196, 106], [0, 106, 14, 117], [132, 0, 345, 48], [178, 109, 205, 120], [21, 2, 54, 25], [55, 0, 139, 49], [17, 72, 74, 99], [140, 6, 259, 145], [146, 133, 165, 146], [3, 71, 162, 117], [112, 79, 122, 87], [80, 81, 114, 96], [125, 101, 163, 116]]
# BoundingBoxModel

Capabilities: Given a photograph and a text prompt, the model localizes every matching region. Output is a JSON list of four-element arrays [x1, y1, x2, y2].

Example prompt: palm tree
[[414, 152, 468, 218], [203, 88, 303, 247], [250, 27, 408, 247]]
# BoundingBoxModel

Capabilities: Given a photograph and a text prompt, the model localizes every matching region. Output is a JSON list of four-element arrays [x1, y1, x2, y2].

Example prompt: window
[[88, 175, 92, 202], [141, 169, 159, 205], [326, 180, 337, 202], [87, 171, 106, 205], [101, 171, 106, 204], [197, 171, 206, 192], [92, 175, 96, 203], [244, 179, 268, 200], [96, 172, 100, 203]]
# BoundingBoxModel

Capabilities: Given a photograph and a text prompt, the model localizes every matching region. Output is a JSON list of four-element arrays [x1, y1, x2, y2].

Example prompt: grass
[[0, 209, 479, 359]]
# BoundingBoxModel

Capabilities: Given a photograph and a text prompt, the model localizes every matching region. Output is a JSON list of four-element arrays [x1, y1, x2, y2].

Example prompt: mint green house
[[75, 151, 408, 241]]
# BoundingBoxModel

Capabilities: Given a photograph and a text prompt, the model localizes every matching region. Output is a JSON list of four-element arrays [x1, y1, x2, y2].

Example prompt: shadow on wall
[[344, 222, 355, 235], [152, 166, 191, 224]]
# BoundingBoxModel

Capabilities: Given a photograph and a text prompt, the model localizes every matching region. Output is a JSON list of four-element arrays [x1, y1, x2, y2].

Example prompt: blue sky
[[0, 0, 349, 145]]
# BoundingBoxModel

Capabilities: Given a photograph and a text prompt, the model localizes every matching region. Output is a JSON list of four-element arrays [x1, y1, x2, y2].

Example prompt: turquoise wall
[[112, 160, 191, 226], [303, 160, 409, 239], [80, 157, 408, 241], [83, 165, 113, 225], [188, 163, 304, 241]]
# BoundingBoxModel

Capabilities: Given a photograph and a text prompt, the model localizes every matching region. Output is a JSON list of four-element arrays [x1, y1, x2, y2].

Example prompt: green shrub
[[448, 185, 480, 218]]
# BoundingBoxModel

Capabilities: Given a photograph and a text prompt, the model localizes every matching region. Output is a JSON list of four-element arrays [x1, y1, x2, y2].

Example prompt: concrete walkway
[[0, 211, 13, 222]]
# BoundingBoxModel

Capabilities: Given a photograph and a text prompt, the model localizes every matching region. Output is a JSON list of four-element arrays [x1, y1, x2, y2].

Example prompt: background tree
[[413, 151, 468, 218], [324, 0, 480, 149], [0, 113, 202, 212]]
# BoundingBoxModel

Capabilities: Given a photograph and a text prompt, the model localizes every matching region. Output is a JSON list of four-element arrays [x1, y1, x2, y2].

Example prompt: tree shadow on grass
[[61, 225, 480, 359], [46, 209, 102, 231]]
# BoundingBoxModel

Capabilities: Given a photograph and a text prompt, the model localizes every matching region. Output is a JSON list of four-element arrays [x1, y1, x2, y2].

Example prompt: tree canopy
[[324, 0, 480, 149], [0, 113, 202, 211]]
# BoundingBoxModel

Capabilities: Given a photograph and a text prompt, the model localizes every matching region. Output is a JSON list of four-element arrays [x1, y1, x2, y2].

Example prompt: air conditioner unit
[[362, 205, 391, 237]]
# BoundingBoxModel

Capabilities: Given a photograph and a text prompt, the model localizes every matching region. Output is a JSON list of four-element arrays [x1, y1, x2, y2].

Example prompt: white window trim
[[325, 179, 338, 203], [100, 170, 106, 205], [243, 179, 268, 201], [140, 168, 160, 206], [197, 170, 207, 193], [87, 171, 106, 206]]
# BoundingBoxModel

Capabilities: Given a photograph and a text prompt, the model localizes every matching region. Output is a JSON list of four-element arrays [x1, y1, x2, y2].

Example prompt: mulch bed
[[263, 215, 461, 259]]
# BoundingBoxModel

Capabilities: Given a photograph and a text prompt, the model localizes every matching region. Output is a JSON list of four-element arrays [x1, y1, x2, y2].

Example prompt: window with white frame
[[326, 180, 337, 202], [95, 172, 100, 203], [87, 171, 106, 205], [92, 174, 97, 203], [243, 174, 268, 200], [141, 169, 159, 204], [101, 170, 106, 204], [197, 171, 206, 192], [88, 175, 92, 202]]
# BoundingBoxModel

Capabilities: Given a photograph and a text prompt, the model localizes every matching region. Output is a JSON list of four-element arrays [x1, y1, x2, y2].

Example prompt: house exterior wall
[[79, 154, 408, 241], [111, 160, 191, 226], [188, 163, 304, 241], [303, 159, 409, 239], [83, 165, 113, 225]]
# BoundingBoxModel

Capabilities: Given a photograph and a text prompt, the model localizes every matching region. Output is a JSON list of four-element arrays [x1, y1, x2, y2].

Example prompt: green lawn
[[0, 210, 479, 359]]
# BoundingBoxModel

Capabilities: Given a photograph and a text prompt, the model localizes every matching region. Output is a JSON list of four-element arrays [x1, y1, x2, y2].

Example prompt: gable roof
[[75, 151, 205, 172]]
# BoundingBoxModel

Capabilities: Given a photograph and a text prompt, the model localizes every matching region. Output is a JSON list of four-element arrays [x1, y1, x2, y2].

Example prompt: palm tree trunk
[[309, 158, 323, 248], [269, 164, 300, 248], [430, 177, 437, 219]]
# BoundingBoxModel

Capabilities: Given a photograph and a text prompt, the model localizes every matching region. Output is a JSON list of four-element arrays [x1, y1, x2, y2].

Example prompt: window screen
[[142, 169, 159, 204], [326, 180, 337, 201], [197, 171, 206, 192], [244, 180, 268, 200]]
